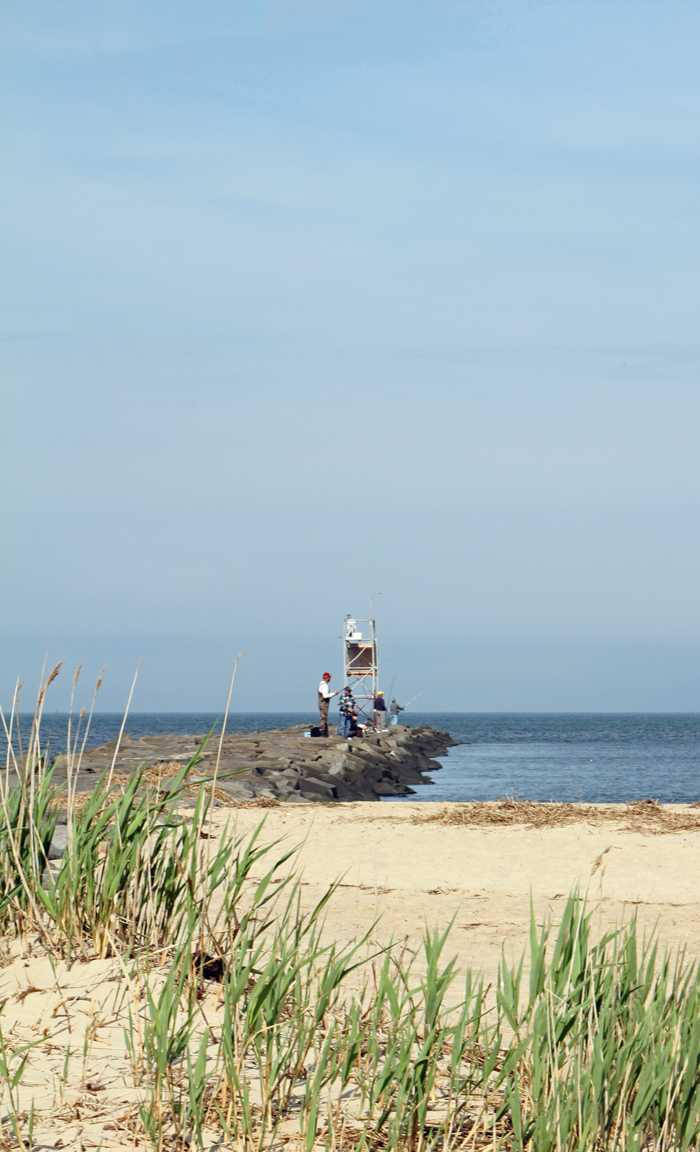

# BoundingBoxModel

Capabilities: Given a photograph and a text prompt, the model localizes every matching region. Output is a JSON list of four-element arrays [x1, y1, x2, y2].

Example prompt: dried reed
[[415, 796, 700, 834]]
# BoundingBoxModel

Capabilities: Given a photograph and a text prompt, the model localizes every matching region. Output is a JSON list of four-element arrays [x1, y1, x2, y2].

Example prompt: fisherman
[[373, 689, 388, 731], [317, 672, 338, 737], [390, 697, 404, 725], [337, 686, 357, 738]]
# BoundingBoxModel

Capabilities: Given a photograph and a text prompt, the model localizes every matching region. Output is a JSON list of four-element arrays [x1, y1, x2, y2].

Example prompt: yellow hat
[[377, 690, 383, 695]]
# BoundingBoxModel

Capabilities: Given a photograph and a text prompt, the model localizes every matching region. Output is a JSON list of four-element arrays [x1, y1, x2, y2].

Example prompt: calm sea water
[[399, 713, 700, 805], [5, 712, 700, 804]]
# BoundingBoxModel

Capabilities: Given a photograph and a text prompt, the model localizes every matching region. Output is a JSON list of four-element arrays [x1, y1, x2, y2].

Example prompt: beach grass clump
[[107, 894, 700, 1151], [6, 667, 700, 1148], [496, 897, 700, 1150]]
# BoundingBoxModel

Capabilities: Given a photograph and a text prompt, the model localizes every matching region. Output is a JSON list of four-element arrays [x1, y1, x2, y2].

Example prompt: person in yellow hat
[[373, 689, 388, 731]]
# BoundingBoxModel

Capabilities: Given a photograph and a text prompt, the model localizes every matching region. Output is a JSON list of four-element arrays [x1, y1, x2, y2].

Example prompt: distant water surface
[[396, 713, 700, 804], [5, 712, 700, 805], [4, 713, 315, 756]]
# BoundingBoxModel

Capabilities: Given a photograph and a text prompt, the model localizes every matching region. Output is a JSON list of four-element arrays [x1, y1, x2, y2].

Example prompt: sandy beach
[[3, 800, 700, 1148], [223, 801, 700, 984]]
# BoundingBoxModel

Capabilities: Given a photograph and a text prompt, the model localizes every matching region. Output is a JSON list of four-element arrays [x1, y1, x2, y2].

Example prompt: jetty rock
[[51, 724, 458, 804]]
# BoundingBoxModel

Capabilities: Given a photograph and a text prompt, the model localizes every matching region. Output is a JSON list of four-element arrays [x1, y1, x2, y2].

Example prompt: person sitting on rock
[[373, 690, 388, 731], [337, 686, 357, 738], [348, 714, 363, 737]]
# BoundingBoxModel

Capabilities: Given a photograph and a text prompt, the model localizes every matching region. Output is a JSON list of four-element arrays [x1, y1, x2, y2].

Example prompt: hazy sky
[[2, 1, 700, 713]]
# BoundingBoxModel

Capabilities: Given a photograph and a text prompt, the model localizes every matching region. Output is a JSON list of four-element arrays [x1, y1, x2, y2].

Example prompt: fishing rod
[[402, 690, 426, 709]]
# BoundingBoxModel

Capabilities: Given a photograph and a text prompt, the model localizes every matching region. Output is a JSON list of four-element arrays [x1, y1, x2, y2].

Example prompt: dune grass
[[3, 668, 700, 1149]]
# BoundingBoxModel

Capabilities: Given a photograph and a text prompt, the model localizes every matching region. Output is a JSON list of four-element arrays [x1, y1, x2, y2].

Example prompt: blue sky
[[2, 1, 700, 713]]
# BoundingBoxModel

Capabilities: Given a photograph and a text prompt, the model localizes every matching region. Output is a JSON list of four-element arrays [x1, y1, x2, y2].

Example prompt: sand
[[224, 801, 700, 980], [3, 800, 700, 1147]]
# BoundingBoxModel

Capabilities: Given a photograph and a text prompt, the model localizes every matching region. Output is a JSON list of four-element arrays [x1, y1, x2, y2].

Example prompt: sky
[[2, 0, 700, 714]]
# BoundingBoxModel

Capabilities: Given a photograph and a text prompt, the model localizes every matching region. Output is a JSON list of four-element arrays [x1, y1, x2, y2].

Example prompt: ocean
[[4, 712, 700, 805], [395, 713, 700, 805]]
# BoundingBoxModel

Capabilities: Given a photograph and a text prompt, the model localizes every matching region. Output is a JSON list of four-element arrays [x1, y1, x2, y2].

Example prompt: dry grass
[[49, 761, 271, 814], [415, 796, 700, 834], [234, 795, 281, 808]]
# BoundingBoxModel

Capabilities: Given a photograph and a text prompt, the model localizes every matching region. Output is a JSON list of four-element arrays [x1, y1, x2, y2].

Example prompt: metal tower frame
[[342, 614, 379, 720]]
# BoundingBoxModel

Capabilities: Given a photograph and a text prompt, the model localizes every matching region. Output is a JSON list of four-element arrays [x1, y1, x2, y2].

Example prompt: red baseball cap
[[323, 672, 331, 680]]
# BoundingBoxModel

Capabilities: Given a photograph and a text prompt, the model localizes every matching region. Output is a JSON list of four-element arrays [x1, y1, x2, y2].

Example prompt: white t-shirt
[[318, 679, 333, 699]]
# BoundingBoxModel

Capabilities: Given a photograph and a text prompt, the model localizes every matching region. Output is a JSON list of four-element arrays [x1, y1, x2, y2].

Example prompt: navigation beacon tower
[[342, 613, 379, 719]]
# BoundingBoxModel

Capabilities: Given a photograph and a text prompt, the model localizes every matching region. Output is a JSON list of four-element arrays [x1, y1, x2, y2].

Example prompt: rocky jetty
[[51, 724, 457, 803]]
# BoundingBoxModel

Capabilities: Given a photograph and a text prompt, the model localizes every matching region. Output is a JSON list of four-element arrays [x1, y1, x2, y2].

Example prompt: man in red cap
[[317, 672, 338, 737]]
